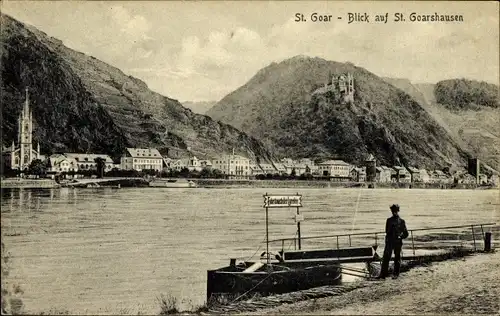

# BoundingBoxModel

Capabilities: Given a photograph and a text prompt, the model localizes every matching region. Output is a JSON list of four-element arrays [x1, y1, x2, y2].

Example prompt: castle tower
[[343, 73, 355, 103], [365, 153, 377, 182], [19, 87, 34, 170]]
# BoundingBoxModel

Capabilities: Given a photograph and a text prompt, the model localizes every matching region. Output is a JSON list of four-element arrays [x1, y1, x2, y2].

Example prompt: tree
[[179, 167, 190, 178], [28, 159, 46, 176], [442, 166, 451, 175], [290, 168, 297, 178], [94, 157, 106, 179], [200, 168, 212, 178], [212, 169, 224, 179]]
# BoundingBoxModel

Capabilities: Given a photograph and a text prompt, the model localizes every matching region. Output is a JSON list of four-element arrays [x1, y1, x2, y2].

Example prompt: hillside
[[181, 101, 216, 114], [0, 14, 274, 162], [416, 83, 499, 172], [208, 56, 469, 169], [382, 78, 499, 172], [434, 79, 498, 110]]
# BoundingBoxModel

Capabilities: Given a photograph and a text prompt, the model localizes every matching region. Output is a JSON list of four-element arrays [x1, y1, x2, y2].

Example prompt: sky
[[2, 1, 499, 102]]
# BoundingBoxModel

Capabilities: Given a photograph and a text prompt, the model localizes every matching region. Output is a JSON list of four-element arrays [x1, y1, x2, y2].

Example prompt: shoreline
[[0, 178, 60, 189], [1, 177, 494, 190], [244, 250, 500, 315]]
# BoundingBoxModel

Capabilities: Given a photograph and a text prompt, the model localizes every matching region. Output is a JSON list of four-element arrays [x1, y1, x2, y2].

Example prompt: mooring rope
[[229, 271, 276, 303], [244, 235, 267, 262]]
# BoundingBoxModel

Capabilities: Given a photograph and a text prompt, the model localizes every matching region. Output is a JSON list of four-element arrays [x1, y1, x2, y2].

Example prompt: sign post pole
[[263, 193, 303, 264], [266, 205, 270, 264], [296, 193, 301, 250]]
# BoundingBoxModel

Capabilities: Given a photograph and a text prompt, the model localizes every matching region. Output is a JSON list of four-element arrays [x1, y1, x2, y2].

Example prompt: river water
[[1, 187, 498, 314]]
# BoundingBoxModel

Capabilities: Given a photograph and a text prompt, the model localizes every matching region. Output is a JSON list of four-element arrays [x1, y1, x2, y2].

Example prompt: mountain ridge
[[0, 13, 275, 162], [208, 56, 470, 169], [382, 77, 499, 172]]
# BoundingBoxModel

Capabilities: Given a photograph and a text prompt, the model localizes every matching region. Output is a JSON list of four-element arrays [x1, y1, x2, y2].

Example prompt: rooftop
[[126, 148, 162, 158], [65, 153, 114, 163], [317, 160, 350, 166]]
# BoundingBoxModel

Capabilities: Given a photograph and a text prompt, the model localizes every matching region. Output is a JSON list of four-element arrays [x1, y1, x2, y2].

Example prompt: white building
[[274, 163, 287, 175], [65, 153, 114, 172], [250, 163, 264, 177], [280, 158, 308, 176], [259, 163, 277, 175], [317, 160, 352, 178], [212, 154, 251, 178], [48, 154, 79, 173], [120, 148, 163, 172], [170, 156, 203, 172]]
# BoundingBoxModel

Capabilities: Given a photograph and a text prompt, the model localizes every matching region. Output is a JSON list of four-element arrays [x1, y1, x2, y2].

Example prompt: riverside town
[[1, 88, 498, 189]]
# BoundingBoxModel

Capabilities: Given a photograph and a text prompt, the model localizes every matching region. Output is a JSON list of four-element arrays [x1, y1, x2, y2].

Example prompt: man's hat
[[390, 204, 400, 211]]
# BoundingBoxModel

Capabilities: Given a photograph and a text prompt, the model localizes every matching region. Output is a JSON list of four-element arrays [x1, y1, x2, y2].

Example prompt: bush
[[157, 294, 179, 315]]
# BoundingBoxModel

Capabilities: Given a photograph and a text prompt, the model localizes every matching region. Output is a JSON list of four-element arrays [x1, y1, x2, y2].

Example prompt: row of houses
[[37, 149, 497, 185]]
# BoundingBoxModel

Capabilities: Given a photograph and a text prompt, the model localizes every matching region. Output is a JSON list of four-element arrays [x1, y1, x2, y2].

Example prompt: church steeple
[[24, 87, 30, 116], [19, 86, 34, 169]]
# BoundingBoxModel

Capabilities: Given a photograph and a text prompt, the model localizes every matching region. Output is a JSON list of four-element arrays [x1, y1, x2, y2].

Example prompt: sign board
[[263, 195, 302, 208]]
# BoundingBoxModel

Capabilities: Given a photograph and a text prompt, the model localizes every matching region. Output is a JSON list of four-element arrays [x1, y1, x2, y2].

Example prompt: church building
[[3, 88, 42, 170]]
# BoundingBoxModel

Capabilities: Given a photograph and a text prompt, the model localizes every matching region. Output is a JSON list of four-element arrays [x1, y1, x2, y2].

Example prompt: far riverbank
[[1, 177, 495, 190], [195, 179, 487, 190]]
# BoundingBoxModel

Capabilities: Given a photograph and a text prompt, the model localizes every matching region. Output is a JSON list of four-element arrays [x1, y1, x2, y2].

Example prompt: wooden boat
[[207, 246, 377, 302], [149, 178, 197, 188], [206, 193, 378, 303]]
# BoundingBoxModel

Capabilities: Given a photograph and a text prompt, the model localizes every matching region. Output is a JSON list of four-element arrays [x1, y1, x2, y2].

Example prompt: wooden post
[[411, 230, 415, 256], [296, 192, 302, 250], [484, 232, 492, 252], [266, 206, 270, 264], [471, 225, 477, 251], [336, 236, 339, 249]]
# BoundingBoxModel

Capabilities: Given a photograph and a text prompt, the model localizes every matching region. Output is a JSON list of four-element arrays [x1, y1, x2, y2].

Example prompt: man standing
[[378, 204, 409, 279]]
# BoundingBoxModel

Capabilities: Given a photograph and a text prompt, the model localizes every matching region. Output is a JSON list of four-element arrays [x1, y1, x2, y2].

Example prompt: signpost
[[263, 193, 303, 264]]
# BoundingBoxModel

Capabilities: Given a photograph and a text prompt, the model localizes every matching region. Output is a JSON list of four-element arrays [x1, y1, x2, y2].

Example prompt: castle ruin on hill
[[312, 73, 355, 104]]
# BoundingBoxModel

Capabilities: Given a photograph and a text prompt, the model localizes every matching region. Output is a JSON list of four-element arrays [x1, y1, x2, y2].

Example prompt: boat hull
[[149, 179, 197, 188], [207, 262, 342, 302]]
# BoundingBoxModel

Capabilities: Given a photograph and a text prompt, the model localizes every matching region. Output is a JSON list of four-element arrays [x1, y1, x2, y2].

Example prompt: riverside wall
[[1, 178, 60, 189], [0, 177, 488, 190], [195, 179, 482, 190]]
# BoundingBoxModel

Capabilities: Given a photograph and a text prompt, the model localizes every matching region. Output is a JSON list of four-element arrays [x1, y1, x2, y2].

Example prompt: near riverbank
[[250, 251, 500, 315]]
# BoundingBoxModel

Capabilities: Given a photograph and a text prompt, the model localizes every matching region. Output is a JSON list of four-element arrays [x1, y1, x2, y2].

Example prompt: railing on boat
[[267, 223, 497, 256]]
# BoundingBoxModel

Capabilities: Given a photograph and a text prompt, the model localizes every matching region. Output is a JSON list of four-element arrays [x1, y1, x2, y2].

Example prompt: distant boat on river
[[149, 178, 197, 188]]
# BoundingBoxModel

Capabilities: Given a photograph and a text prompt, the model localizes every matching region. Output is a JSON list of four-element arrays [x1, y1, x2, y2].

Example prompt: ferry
[[206, 193, 378, 303], [149, 178, 197, 188]]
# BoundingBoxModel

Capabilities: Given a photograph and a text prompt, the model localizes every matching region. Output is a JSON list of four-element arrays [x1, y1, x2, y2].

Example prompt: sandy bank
[[250, 251, 500, 315]]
